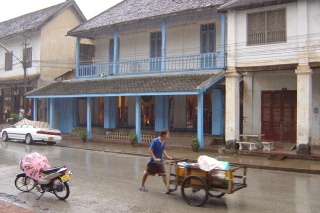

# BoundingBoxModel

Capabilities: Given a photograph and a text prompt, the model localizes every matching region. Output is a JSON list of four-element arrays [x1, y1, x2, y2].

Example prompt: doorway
[[261, 90, 296, 143]]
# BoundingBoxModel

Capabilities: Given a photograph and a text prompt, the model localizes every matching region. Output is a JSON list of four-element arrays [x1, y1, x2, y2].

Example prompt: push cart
[[164, 158, 247, 206]]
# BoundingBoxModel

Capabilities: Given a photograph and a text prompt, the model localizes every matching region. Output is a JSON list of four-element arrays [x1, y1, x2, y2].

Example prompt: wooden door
[[261, 90, 296, 143]]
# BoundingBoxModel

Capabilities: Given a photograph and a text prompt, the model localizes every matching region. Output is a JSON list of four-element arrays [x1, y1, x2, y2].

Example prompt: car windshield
[[13, 119, 51, 129]]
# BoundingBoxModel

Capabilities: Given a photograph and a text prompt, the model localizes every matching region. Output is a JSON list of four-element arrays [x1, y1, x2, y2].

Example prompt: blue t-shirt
[[148, 137, 166, 166]]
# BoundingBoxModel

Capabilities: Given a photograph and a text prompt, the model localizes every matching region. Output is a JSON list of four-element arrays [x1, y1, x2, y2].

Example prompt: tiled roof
[[218, 0, 297, 11], [0, 0, 86, 40], [68, 0, 224, 36], [27, 71, 224, 97]]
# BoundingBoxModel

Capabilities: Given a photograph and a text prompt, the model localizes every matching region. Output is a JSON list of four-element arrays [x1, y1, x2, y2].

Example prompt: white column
[[225, 70, 241, 143], [242, 72, 253, 134], [296, 65, 312, 146], [227, 10, 236, 68], [297, 0, 309, 65]]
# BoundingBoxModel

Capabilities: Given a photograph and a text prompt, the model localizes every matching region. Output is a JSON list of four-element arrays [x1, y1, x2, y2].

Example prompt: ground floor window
[[141, 96, 154, 128], [118, 96, 128, 126], [186, 94, 212, 131]]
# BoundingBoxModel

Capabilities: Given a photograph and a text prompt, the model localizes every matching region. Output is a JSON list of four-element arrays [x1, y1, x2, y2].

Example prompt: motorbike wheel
[[15, 176, 37, 192], [52, 178, 70, 200]]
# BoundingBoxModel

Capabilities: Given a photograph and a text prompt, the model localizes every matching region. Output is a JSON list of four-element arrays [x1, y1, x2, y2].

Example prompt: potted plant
[[79, 130, 88, 142], [129, 129, 138, 147], [9, 113, 19, 124], [191, 136, 200, 152]]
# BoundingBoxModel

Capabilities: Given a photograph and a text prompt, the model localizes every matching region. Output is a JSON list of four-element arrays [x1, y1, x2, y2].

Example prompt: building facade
[[27, 0, 227, 148], [219, 0, 320, 152], [0, 0, 86, 123]]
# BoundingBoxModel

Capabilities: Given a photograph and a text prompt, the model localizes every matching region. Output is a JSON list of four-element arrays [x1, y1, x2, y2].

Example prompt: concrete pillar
[[75, 37, 80, 78], [155, 95, 169, 132], [225, 70, 241, 149], [161, 20, 167, 72], [227, 11, 236, 68], [49, 98, 54, 128], [242, 72, 253, 134], [297, 0, 309, 65], [135, 96, 141, 143], [87, 97, 92, 139], [197, 93, 204, 148], [212, 89, 224, 135], [219, 13, 226, 68], [296, 65, 312, 154], [104, 97, 117, 129], [113, 31, 119, 74], [33, 98, 37, 121]]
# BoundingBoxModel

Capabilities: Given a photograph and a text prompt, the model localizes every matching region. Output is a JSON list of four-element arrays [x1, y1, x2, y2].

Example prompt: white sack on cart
[[198, 155, 228, 179]]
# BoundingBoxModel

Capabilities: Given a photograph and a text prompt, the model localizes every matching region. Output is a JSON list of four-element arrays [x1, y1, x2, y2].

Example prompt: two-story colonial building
[[27, 0, 227, 147], [0, 0, 86, 122], [218, 0, 320, 153]]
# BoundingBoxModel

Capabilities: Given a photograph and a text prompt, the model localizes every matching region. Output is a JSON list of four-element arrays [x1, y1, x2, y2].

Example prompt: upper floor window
[[5, 51, 13, 71], [23, 47, 32, 68], [247, 9, 286, 45]]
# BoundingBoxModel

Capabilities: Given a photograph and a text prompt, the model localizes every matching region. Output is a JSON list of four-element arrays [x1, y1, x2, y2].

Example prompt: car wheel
[[25, 134, 33, 145], [2, 131, 9, 142]]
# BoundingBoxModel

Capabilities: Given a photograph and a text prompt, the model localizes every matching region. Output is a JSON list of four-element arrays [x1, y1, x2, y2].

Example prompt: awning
[[26, 71, 225, 98]]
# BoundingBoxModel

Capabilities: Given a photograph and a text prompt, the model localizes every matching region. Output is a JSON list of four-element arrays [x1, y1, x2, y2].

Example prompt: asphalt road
[[0, 141, 319, 213]]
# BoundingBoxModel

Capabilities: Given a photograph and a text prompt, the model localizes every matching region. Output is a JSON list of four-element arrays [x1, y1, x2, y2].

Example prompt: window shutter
[[5, 52, 13, 71], [23, 47, 32, 68]]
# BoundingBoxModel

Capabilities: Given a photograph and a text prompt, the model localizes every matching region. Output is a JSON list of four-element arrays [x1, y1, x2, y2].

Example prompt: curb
[[55, 144, 320, 175]]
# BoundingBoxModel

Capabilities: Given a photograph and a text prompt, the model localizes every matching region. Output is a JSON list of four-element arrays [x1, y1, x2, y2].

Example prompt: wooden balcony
[[78, 52, 225, 77]]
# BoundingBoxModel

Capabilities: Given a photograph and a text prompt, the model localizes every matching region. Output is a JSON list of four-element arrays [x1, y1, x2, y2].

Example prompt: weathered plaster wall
[[228, 1, 320, 67], [311, 69, 320, 145], [243, 71, 296, 135], [0, 33, 40, 78], [40, 7, 84, 85]]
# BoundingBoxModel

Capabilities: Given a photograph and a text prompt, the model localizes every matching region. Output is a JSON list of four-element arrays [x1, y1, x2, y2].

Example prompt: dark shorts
[[145, 163, 166, 176]]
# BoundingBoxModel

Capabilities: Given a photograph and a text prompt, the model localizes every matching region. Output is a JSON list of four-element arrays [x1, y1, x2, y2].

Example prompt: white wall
[[93, 18, 223, 63], [0, 32, 40, 78], [228, 0, 320, 67], [244, 71, 297, 135], [311, 69, 320, 145]]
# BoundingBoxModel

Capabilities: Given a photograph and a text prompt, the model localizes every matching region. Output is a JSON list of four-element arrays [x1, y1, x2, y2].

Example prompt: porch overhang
[[26, 71, 225, 99]]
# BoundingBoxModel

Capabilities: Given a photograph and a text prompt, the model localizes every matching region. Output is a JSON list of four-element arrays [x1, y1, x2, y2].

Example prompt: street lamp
[[0, 42, 28, 119]]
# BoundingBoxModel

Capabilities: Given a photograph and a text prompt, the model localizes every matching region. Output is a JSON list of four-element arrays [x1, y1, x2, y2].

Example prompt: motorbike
[[15, 159, 73, 200]]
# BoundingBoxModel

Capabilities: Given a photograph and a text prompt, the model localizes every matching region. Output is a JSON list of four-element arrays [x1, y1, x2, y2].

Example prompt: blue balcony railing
[[78, 52, 225, 77]]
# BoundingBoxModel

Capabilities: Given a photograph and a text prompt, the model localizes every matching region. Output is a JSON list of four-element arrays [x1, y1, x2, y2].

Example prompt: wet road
[[0, 141, 319, 213]]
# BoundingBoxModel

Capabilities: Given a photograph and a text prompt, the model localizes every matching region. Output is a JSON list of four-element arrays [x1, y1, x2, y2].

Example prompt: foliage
[[191, 136, 200, 152], [79, 130, 88, 142], [191, 136, 200, 148], [129, 129, 138, 141], [11, 113, 19, 122]]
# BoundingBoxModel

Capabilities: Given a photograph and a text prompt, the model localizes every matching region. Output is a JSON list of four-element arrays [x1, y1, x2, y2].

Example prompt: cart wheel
[[181, 175, 208, 207], [209, 191, 225, 198]]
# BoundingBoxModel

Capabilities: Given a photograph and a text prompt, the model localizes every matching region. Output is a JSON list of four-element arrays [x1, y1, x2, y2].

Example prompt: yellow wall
[[39, 6, 84, 85]]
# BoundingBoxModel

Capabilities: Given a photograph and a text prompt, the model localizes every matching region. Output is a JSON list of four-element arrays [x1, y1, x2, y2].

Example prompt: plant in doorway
[[191, 136, 200, 152], [79, 130, 88, 142], [129, 129, 138, 147]]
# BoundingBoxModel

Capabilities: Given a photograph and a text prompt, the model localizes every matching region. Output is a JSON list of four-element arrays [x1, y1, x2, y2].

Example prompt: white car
[[1, 119, 62, 145]]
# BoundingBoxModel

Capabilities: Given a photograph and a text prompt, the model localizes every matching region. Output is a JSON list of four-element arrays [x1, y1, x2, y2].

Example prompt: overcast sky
[[0, 0, 123, 22]]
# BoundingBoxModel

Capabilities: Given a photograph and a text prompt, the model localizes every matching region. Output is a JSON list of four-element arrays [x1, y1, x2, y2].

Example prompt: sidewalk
[[56, 138, 320, 175]]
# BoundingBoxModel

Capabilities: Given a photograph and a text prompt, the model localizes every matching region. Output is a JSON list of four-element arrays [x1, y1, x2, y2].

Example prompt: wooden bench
[[236, 142, 258, 151], [262, 141, 274, 151]]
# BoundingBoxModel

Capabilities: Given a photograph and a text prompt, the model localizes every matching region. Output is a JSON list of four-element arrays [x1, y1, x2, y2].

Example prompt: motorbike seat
[[40, 166, 65, 174]]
